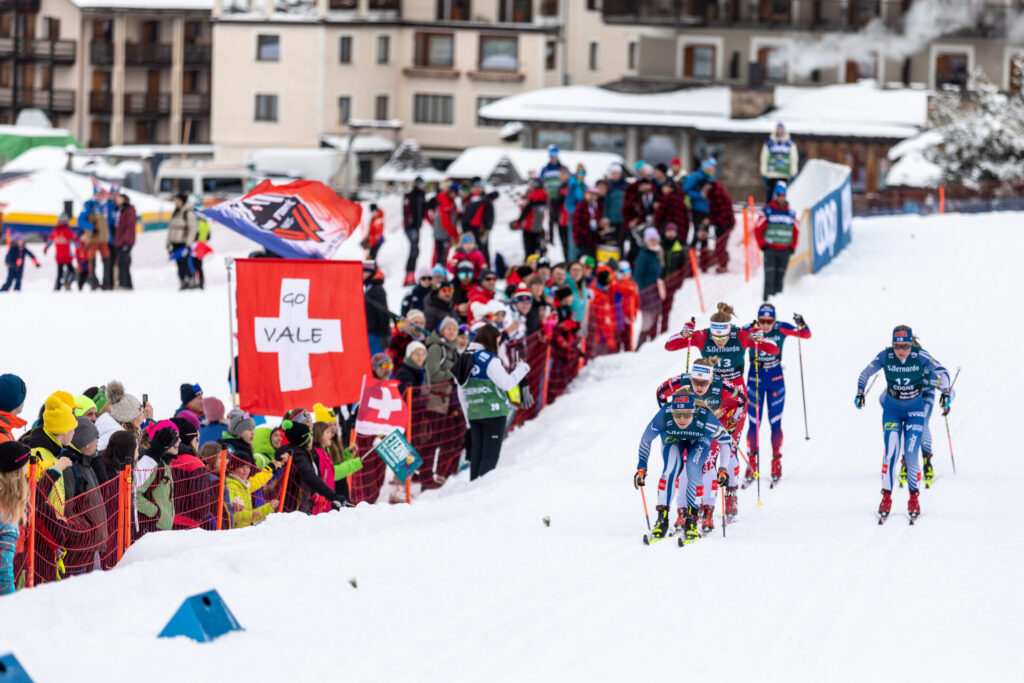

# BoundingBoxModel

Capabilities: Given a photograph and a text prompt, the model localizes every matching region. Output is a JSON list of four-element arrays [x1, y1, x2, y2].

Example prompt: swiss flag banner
[[355, 379, 408, 436], [236, 258, 370, 415]]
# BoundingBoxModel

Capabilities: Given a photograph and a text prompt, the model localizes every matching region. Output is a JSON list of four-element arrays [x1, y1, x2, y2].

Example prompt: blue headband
[[893, 328, 912, 344], [670, 394, 695, 411]]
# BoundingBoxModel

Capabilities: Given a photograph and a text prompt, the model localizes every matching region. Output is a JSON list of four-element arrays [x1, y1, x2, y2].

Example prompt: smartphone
[[142, 393, 148, 406]]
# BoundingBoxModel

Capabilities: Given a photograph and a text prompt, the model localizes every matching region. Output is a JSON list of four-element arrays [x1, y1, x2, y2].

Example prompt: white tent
[[445, 146, 626, 185], [0, 168, 173, 234]]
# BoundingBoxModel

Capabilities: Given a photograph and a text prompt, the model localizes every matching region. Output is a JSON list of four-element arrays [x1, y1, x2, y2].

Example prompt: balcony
[[0, 88, 74, 114], [0, 38, 76, 63], [182, 92, 211, 115], [184, 43, 211, 66], [368, 0, 400, 16], [0, 0, 41, 11], [90, 91, 170, 115], [91, 42, 172, 66]]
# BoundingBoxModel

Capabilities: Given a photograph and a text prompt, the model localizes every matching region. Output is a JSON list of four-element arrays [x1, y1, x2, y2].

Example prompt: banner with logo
[[809, 170, 853, 273], [235, 258, 370, 415], [372, 429, 423, 483], [355, 379, 408, 436], [200, 179, 362, 260]]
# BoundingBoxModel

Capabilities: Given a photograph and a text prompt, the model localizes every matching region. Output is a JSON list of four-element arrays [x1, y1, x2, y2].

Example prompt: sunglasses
[[458, 272, 473, 278], [440, 286, 454, 294], [893, 343, 911, 350], [378, 361, 393, 370], [483, 276, 497, 282]]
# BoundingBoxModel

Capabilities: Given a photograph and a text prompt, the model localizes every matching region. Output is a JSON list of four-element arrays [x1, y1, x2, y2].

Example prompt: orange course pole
[[276, 456, 293, 513], [939, 186, 946, 214], [26, 461, 37, 589], [215, 449, 228, 530], [116, 466, 125, 563], [688, 248, 705, 313], [122, 463, 133, 554]]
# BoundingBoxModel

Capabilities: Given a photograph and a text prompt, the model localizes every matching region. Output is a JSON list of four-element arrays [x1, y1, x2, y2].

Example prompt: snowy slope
[[1, 211, 1021, 682]]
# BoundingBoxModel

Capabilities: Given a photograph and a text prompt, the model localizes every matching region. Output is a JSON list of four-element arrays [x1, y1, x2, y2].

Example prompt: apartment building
[[602, 0, 1024, 91], [0, 0, 213, 147], [208, 0, 643, 166]]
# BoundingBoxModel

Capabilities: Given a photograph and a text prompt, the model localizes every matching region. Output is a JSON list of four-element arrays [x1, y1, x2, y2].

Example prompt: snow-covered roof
[[374, 139, 445, 183], [1, 146, 137, 182], [445, 146, 625, 184], [71, 0, 213, 9], [0, 169, 172, 225], [479, 81, 928, 140], [319, 134, 396, 154], [0, 124, 75, 138]]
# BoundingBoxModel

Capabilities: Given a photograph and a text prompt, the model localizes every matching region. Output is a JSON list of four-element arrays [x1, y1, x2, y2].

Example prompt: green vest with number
[[465, 350, 510, 420], [883, 348, 927, 400]]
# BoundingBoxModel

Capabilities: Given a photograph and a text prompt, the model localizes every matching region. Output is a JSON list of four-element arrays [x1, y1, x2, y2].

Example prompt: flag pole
[[226, 256, 238, 405]]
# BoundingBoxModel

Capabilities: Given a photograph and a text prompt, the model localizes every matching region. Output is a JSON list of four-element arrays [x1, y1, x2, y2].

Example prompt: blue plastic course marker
[[158, 589, 244, 643], [0, 652, 33, 682]]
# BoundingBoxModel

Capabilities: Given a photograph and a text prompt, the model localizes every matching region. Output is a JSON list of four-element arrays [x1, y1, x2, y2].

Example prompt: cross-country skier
[[855, 325, 950, 523], [634, 386, 730, 545], [898, 339, 953, 489], [655, 357, 743, 531], [741, 303, 811, 487]]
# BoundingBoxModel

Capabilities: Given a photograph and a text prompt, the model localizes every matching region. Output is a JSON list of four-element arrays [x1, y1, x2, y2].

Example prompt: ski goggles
[[690, 364, 714, 382], [893, 328, 912, 344], [377, 360, 393, 371], [513, 294, 532, 304], [670, 394, 696, 412], [710, 321, 730, 336]]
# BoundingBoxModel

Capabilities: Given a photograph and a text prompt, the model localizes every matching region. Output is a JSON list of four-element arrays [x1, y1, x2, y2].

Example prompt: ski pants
[[657, 436, 713, 510], [469, 416, 507, 480], [920, 391, 936, 455], [762, 248, 792, 300], [404, 227, 420, 274], [746, 366, 785, 456], [702, 439, 736, 507], [881, 395, 925, 492], [0, 266, 23, 291]]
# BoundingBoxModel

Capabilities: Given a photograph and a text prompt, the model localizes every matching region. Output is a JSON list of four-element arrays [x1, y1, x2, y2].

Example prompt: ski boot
[[908, 490, 921, 521], [878, 489, 892, 524], [742, 449, 758, 488], [674, 507, 687, 532], [724, 486, 738, 523], [652, 505, 670, 539], [922, 453, 935, 488], [679, 506, 701, 546], [770, 455, 782, 486], [700, 504, 715, 536], [898, 457, 907, 488]]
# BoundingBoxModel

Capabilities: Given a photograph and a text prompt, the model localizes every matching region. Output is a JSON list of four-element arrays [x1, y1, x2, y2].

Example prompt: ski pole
[[639, 486, 651, 531], [863, 374, 878, 399], [685, 317, 695, 373], [754, 341, 762, 506], [720, 480, 726, 538], [797, 334, 809, 440], [944, 367, 961, 475]]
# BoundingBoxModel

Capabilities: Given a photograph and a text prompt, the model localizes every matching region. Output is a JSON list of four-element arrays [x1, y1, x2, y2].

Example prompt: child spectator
[[44, 215, 77, 291], [101, 429, 137, 479], [198, 397, 227, 446], [135, 420, 180, 533], [362, 202, 385, 261], [225, 455, 285, 528], [447, 233, 487, 279], [616, 261, 641, 351], [219, 407, 256, 465], [1, 235, 40, 292], [277, 420, 347, 514], [0, 441, 32, 595]]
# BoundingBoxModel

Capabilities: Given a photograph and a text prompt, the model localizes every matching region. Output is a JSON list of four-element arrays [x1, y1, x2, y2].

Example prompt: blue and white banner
[[810, 171, 853, 273]]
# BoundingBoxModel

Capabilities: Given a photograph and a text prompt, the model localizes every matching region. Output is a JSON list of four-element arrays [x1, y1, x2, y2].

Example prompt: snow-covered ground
[[1, 208, 1020, 681]]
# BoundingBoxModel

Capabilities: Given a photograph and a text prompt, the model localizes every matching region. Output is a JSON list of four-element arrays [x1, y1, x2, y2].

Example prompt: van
[[155, 161, 251, 200]]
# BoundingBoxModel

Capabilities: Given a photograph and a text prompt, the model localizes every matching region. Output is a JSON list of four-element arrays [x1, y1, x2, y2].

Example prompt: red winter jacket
[[46, 224, 76, 264], [654, 190, 689, 233], [706, 181, 735, 231], [516, 187, 548, 234], [437, 191, 459, 240], [466, 285, 495, 323], [114, 204, 137, 248], [572, 200, 603, 248], [447, 249, 488, 278]]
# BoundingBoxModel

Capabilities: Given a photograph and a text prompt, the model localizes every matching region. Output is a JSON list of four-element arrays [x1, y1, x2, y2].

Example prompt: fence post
[[122, 463, 133, 554], [688, 248, 705, 313], [939, 186, 946, 214], [215, 449, 227, 530], [116, 466, 125, 563], [405, 387, 413, 505], [539, 344, 552, 412], [276, 456, 293, 513], [26, 460, 37, 589]]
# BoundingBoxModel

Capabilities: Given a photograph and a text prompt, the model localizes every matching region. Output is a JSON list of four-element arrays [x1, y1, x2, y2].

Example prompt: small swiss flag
[[355, 379, 409, 437]]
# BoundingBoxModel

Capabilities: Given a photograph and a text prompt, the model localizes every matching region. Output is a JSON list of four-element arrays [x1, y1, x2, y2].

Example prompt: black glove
[[717, 468, 728, 487], [940, 392, 951, 416], [634, 468, 646, 489], [854, 392, 865, 410], [331, 498, 344, 511], [793, 313, 806, 329]]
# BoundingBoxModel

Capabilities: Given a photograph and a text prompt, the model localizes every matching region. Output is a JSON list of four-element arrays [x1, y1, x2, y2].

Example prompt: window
[[43, 17, 60, 40], [338, 95, 351, 123], [158, 177, 193, 194], [254, 94, 278, 122], [479, 36, 517, 71], [256, 34, 279, 61], [375, 94, 389, 120], [586, 131, 625, 156], [376, 35, 390, 64], [588, 41, 599, 71], [845, 56, 876, 82], [499, 0, 532, 22], [684, 44, 716, 79], [586, 0, 601, 10], [850, 0, 880, 26], [415, 32, 454, 68], [476, 96, 501, 126], [329, 0, 357, 8], [628, 40, 637, 71], [757, 46, 787, 81], [545, 40, 556, 71], [437, 0, 471, 21], [203, 177, 245, 194], [339, 36, 352, 64], [1010, 55, 1024, 91], [414, 93, 454, 124], [935, 52, 968, 88], [759, 0, 790, 22], [536, 129, 573, 150]]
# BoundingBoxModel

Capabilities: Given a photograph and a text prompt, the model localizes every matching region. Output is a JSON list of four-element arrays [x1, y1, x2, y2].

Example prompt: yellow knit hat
[[43, 392, 79, 435], [312, 402, 336, 424]]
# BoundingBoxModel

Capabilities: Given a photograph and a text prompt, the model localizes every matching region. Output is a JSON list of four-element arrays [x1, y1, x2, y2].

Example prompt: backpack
[[452, 352, 475, 386]]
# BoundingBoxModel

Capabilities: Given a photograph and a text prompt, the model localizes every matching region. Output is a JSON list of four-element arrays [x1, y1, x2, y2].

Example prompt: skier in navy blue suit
[[856, 325, 949, 523]]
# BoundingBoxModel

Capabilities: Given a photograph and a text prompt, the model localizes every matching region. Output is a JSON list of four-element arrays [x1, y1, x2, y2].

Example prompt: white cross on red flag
[[236, 259, 370, 415], [355, 379, 409, 436]]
